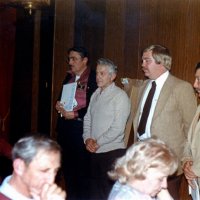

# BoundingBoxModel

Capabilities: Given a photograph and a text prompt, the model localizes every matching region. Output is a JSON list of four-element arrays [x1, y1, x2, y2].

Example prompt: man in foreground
[[0, 134, 66, 200]]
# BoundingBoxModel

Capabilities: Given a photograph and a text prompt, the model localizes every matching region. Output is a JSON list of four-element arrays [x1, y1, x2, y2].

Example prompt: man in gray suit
[[133, 44, 197, 200]]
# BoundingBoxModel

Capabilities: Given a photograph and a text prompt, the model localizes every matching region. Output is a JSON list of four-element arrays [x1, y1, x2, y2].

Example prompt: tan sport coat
[[134, 74, 197, 175], [182, 105, 200, 184]]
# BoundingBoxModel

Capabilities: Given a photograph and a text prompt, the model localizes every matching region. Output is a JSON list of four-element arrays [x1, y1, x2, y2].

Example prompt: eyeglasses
[[67, 56, 83, 62]]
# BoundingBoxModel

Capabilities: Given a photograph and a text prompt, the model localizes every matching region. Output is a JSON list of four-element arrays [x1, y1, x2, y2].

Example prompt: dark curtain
[[0, 8, 16, 139]]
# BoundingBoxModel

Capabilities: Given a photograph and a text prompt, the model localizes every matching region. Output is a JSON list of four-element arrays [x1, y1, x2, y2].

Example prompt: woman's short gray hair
[[12, 133, 61, 165], [108, 138, 178, 184], [97, 58, 117, 75]]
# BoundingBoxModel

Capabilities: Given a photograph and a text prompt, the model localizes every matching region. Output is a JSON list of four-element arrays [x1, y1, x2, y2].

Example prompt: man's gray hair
[[97, 58, 117, 75], [12, 133, 61, 165]]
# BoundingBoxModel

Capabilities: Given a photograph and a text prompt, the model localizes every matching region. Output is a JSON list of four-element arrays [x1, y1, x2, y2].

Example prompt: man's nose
[[69, 59, 73, 65], [45, 172, 56, 184], [193, 79, 198, 89], [141, 61, 145, 67], [96, 74, 100, 79]]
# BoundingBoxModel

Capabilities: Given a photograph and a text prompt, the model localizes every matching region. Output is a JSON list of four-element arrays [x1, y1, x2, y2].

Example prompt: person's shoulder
[[167, 74, 193, 91], [0, 192, 12, 200], [109, 182, 144, 200], [169, 74, 191, 85], [113, 85, 129, 97], [0, 177, 12, 200]]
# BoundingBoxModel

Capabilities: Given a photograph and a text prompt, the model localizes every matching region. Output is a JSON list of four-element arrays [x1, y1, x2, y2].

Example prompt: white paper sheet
[[60, 82, 77, 111]]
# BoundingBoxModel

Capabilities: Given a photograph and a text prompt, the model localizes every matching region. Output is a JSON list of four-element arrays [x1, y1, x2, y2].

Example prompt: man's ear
[[83, 57, 88, 65], [13, 158, 26, 176], [111, 73, 117, 82]]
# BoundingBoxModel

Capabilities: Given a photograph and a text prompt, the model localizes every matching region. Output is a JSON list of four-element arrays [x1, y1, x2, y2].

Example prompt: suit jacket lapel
[[188, 106, 200, 142], [134, 74, 174, 134], [152, 75, 174, 120]]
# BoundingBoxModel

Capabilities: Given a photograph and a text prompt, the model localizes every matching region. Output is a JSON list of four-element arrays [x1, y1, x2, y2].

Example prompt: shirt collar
[[97, 82, 115, 94], [154, 70, 169, 85], [0, 176, 33, 200]]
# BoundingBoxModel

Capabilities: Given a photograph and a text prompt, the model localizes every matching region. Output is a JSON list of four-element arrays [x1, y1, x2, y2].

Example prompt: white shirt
[[0, 176, 33, 200], [75, 75, 80, 81], [138, 71, 169, 140]]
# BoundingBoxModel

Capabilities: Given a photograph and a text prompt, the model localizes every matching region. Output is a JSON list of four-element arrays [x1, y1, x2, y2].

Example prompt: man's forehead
[[195, 69, 200, 76], [69, 51, 81, 56], [33, 149, 60, 160], [97, 65, 107, 70], [142, 51, 153, 58], [28, 150, 61, 168]]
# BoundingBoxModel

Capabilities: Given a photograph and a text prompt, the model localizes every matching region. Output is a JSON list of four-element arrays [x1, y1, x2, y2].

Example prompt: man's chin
[[30, 187, 41, 198], [150, 190, 159, 197]]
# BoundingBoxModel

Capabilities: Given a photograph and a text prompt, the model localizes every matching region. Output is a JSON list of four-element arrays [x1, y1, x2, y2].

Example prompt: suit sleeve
[[177, 82, 197, 138]]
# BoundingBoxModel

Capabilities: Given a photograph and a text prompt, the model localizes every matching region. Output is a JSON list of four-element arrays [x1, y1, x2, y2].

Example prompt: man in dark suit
[[55, 46, 97, 200], [133, 44, 197, 200]]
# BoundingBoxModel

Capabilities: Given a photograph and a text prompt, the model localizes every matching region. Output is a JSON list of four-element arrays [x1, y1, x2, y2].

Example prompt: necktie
[[138, 81, 156, 136]]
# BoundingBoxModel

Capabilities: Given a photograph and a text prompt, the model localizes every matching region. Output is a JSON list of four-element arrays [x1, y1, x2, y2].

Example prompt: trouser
[[57, 119, 90, 200], [89, 148, 126, 200]]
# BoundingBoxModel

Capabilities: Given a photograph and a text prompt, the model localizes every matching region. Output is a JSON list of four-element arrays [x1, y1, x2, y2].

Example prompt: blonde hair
[[108, 138, 178, 184]]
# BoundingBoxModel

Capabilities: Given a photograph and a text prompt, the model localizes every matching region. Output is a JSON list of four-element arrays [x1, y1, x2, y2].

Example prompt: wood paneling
[[74, 0, 106, 69], [104, 0, 126, 85], [50, 0, 75, 138]]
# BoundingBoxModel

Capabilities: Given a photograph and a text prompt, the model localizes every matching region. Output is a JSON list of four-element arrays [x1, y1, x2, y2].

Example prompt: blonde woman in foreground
[[108, 138, 178, 200]]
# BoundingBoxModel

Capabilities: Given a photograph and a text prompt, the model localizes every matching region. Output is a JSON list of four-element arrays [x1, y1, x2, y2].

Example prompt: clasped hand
[[85, 138, 99, 153], [183, 160, 198, 189]]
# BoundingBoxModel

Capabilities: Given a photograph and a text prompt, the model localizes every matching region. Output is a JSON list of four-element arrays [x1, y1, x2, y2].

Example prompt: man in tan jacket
[[133, 44, 197, 200]]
